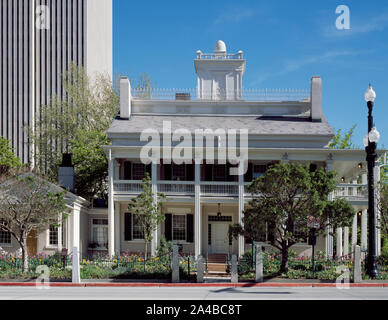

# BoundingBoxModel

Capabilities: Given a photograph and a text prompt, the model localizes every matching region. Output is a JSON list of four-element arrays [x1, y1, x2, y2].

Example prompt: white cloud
[[323, 12, 388, 38], [250, 50, 373, 86]]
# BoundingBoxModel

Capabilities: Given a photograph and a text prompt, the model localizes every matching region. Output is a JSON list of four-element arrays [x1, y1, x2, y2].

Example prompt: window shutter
[[165, 214, 172, 241], [124, 161, 132, 180], [124, 213, 132, 241], [244, 163, 253, 182], [186, 214, 194, 243]]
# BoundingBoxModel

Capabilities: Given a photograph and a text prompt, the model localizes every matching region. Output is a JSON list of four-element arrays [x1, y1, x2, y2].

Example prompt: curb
[[0, 282, 387, 288]]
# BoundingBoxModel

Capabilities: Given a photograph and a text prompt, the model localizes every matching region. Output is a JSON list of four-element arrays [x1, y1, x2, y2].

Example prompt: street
[[0, 286, 387, 300]]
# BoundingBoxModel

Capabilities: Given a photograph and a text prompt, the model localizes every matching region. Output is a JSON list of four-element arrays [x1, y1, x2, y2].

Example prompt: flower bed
[[0, 252, 197, 281], [238, 250, 388, 281]]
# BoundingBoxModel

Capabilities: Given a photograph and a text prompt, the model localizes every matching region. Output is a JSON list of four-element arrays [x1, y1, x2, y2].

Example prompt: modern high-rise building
[[0, 0, 112, 164]]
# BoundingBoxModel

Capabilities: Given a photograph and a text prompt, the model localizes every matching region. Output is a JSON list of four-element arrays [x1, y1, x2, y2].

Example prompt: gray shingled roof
[[108, 115, 334, 136]]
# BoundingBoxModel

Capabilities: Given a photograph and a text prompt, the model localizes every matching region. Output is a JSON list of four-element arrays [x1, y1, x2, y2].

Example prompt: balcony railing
[[158, 181, 195, 195], [131, 88, 310, 102], [200, 182, 238, 196], [333, 184, 368, 202], [113, 181, 369, 202]]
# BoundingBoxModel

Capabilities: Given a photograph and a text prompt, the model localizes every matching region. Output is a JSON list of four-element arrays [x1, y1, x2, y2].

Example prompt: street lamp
[[363, 84, 380, 279]]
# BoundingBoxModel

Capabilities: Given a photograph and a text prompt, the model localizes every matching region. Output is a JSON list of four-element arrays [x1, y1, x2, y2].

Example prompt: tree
[[0, 136, 23, 175], [230, 163, 355, 272], [0, 172, 69, 272], [30, 65, 155, 201], [30, 63, 119, 200], [127, 174, 165, 260], [379, 183, 388, 236], [329, 125, 357, 149]]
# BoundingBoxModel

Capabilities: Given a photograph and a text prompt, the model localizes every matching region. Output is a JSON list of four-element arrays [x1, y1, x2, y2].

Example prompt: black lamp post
[[363, 84, 380, 279]]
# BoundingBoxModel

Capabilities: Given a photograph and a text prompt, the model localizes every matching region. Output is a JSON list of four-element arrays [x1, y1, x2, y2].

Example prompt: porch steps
[[205, 254, 229, 274]]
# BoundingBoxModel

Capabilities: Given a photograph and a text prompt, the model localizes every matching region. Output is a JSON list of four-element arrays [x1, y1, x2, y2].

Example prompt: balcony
[[113, 181, 369, 202], [333, 184, 368, 202]]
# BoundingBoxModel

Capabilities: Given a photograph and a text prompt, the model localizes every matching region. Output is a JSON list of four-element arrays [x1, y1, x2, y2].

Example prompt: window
[[172, 164, 185, 180], [92, 219, 108, 248], [49, 225, 58, 246], [132, 163, 146, 180], [214, 165, 226, 181], [0, 228, 11, 245], [172, 215, 186, 241], [132, 214, 144, 240], [253, 165, 267, 179], [0, 220, 11, 245]]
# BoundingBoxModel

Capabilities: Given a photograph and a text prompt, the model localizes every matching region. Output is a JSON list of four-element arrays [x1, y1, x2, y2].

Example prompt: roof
[[108, 115, 334, 137]]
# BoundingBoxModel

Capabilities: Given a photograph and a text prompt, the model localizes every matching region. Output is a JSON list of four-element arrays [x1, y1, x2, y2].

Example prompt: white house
[[1, 41, 383, 262], [100, 41, 384, 260]]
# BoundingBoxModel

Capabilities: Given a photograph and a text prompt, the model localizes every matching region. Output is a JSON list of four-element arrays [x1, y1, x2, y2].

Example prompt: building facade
[[101, 41, 383, 259], [0, 0, 112, 164]]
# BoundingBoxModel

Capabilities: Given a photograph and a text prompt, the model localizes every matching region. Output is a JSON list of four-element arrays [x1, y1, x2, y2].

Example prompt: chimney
[[120, 76, 131, 119], [310, 76, 322, 122], [58, 153, 75, 193]]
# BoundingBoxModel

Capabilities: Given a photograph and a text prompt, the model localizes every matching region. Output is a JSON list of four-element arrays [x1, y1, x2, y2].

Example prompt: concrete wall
[[85, 0, 112, 80]]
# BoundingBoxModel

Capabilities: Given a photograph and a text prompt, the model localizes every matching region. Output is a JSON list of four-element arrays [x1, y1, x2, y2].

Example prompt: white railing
[[157, 181, 195, 195], [333, 184, 368, 201], [131, 88, 310, 102], [200, 181, 239, 196], [113, 181, 368, 201], [197, 53, 243, 60], [114, 181, 143, 193]]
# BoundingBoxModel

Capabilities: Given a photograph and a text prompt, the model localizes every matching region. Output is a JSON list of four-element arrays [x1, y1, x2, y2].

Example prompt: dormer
[[194, 41, 246, 101]]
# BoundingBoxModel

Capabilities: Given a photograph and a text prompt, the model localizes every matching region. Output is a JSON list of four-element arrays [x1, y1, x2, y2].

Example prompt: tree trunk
[[21, 235, 29, 273], [280, 246, 289, 273]]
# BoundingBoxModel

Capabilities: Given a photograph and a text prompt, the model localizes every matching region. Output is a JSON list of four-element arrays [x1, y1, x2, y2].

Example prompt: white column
[[336, 227, 343, 258], [108, 150, 115, 257], [238, 163, 245, 257], [114, 202, 121, 255], [343, 227, 349, 256], [72, 204, 81, 256], [57, 212, 63, 252], [151, 163, 158, 257], [352, 212, 358, 256], [195, 163, 201, 257], [325, 160, 334, 257], [361, 209, 368, 253], [361, 170, 368, 258]]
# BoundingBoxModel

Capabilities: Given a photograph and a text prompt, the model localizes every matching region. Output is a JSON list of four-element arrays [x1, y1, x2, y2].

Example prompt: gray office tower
[[0, 0, 112, 164]]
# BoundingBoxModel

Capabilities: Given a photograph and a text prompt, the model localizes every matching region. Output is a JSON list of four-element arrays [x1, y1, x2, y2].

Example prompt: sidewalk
[[0, 278, 387, 288]]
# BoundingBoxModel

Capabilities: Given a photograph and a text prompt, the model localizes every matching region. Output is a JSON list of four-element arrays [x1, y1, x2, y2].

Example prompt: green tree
[[230, 163, 355, 272], [379, 183, 388, 236], [30, 63, 119, 199], [127, 174, 166, 260], [0, 136, 23, 175], [0, 172, 69, 272], [329, 125, 357, 149]]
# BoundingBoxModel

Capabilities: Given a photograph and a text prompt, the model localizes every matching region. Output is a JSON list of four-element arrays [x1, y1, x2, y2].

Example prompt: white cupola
[[194, 41, 246, 100]]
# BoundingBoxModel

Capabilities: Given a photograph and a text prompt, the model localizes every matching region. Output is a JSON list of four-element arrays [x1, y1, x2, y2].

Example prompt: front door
[[210, 223, 229, 253], [27, 230, 37, 257]]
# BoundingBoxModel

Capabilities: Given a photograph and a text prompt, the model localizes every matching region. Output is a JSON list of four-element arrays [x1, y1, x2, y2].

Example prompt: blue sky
[[113, 0, 388, 149]]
